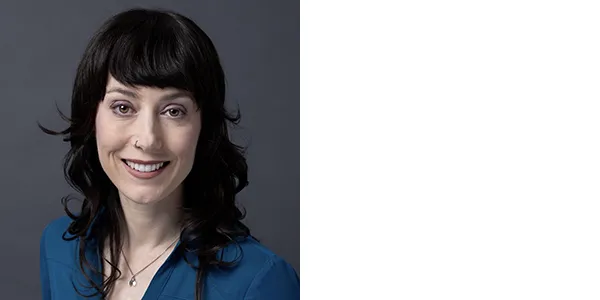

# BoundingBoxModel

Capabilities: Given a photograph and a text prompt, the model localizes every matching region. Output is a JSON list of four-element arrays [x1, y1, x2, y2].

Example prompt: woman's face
[[95, 75, 201, 205]]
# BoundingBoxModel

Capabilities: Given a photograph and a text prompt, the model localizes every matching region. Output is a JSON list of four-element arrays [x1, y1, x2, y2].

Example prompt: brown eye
[[166, 108, 184, 118], [112, 103, 133, 116], [118, 105, 129, 114]]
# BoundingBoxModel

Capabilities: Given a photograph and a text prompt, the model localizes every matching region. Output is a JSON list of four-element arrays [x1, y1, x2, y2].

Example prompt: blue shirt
[[39, 216, 300, 299]]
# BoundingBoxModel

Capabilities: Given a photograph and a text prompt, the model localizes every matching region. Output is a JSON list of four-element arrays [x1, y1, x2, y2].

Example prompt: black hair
[[39, 8, 250, 299]]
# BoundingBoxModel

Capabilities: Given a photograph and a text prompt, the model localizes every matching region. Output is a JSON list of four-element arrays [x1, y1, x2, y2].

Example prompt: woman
[[38, 8, 299, 300]]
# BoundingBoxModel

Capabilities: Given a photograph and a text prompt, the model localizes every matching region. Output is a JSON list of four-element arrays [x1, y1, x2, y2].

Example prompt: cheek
[[167, 125, 200, 165], [95, 109, 126, 156], [169, 134, 198, 162]]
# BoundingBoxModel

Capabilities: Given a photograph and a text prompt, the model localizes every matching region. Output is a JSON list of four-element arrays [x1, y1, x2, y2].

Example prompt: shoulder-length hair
[[40, 8, 250, 299]]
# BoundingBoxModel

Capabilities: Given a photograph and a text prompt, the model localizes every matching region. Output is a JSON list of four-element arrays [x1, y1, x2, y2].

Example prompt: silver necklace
[[121, 237, 179, 287]]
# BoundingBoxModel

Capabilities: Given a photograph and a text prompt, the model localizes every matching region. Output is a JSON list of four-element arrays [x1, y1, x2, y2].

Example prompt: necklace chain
[[121, 237, 179, 287]]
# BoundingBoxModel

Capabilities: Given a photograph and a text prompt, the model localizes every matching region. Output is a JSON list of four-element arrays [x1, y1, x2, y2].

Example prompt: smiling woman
[[38, 8, 299, 300], [97, 76, 201, 204]]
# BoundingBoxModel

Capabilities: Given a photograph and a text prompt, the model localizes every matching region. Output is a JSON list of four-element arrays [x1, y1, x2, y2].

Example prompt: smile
[[122, 159, 171, 179]]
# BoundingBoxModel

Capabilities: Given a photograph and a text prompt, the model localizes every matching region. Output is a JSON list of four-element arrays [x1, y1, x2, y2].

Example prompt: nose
[[133, 111, 163, 152]]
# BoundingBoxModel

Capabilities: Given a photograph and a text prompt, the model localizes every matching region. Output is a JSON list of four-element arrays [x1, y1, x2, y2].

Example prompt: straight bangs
[[107, 20, 196, 94], [85, 9, 226, 113]]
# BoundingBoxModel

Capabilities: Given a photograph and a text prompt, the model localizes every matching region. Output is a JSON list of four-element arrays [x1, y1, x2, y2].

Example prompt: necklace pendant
[[129, 277, 137, 287]]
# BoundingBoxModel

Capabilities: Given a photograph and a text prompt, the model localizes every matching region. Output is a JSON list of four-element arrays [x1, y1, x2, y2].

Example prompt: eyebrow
[[105, 87, 192, 102]]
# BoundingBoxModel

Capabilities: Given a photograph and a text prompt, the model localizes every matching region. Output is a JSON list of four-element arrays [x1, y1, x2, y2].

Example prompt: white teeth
[[125, 161, 165, 173]]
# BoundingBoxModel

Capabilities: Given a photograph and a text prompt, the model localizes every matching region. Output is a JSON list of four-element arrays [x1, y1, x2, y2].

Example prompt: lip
[[123, 158, 168, 164], [122, 159, 170, 179]]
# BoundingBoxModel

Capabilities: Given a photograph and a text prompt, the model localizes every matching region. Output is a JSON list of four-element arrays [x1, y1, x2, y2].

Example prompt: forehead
[[105, 75, 186, 97]]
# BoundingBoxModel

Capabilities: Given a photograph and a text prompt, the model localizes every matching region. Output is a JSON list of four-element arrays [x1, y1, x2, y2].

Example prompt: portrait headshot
[[0, 2, 298, 299]]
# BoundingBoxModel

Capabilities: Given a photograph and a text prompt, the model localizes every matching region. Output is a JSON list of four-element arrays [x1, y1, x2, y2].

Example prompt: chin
[[129, 195, 163, 205], [123, 190, 169, 205]]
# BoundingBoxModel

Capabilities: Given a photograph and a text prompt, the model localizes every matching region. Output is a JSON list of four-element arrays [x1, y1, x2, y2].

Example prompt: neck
[[118, 186, 183, 251]]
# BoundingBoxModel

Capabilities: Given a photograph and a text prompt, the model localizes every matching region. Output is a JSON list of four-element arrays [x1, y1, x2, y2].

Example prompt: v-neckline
[[90, 239, 183, 299]]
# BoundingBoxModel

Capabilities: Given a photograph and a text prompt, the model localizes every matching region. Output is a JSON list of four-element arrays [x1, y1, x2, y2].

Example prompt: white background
[[302, 0, 600, 298]]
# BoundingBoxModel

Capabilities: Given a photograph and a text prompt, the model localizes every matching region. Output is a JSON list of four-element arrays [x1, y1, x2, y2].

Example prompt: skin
[[95, 74, 202, 299]]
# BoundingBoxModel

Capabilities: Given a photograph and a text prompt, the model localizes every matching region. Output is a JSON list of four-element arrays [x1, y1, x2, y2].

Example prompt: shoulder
[[40, 216, 105, 298], [41, 215, 72, 238], [40, 215, 77, 262], [205, 237, 300, 299]]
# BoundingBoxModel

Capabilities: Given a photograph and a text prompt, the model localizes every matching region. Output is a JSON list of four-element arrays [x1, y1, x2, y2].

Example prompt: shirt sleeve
[[244, 256, 300, 300], [40, 227, 51, 300]]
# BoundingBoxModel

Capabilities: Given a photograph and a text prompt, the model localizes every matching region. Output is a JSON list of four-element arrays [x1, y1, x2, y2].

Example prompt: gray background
[[0, 1, 298, 298]]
